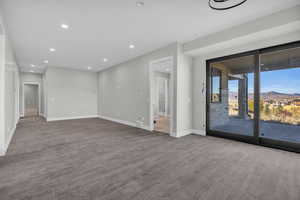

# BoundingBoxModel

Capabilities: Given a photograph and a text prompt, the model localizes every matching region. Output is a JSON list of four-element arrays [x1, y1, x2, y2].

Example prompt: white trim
[[15, 70, 20, 124], [171, 129, 206, 138], [140, 125, 152, 131], [99, 115, 136, 127], [0, 147, 4, 156], [191, 129, 206, 136], [99, 115, 151, 131], [47, 115, 98, 122], [164, 78, 168, 116], [0, 35, 5, 156], [172, 129, 192, 138], [149, 56, 174, 135], [22, 82, 41, 117]]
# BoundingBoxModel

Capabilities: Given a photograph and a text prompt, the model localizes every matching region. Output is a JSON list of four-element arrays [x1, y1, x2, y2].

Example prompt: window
[[211, 67, 221, 102]]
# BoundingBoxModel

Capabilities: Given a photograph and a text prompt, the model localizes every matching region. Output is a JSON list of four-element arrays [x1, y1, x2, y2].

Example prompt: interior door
[[24, 84, 39, 117], [157, 77, 168, 116]]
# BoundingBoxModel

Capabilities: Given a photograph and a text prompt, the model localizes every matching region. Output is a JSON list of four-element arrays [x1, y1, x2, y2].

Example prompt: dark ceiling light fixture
[[209, 0, 248, 10]]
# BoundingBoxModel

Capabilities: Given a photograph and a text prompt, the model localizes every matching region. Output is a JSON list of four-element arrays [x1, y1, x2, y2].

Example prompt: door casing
[[149, 56, 174, 135]]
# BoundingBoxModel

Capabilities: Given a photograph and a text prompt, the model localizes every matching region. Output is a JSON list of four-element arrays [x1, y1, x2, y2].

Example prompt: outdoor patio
[[212, 118, 300, 143]]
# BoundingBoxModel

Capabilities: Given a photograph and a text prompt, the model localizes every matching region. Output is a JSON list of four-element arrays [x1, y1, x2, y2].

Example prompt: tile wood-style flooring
[[0, 117, 300, 200]]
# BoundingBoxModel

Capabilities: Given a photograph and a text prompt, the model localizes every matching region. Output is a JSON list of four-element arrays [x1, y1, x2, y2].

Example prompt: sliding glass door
[[207, 41, 300, 152], [208, 55, 255, 139], [259, 46, 300, 146]]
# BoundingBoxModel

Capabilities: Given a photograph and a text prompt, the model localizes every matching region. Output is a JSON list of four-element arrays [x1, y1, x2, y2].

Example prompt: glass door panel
[[260, 47, 300, 144], [209, 55, 255, 137]]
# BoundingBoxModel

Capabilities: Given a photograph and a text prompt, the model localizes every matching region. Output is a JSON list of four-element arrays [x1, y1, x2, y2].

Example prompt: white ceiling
[[1, 0, 300, 73]]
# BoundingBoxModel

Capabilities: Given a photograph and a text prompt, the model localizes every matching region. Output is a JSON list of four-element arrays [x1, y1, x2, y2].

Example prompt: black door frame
[[206, 40, 300, 153]]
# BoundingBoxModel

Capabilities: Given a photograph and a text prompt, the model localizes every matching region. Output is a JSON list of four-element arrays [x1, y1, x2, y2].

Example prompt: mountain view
[[229, 91, 300, 125]]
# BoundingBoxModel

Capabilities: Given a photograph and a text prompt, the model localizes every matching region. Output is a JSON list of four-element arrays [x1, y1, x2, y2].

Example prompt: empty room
[[0, 0, 300, 200]]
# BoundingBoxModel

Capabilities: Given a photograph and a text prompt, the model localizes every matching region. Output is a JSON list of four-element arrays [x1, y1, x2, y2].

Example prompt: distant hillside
[[261, 91, 300, 100], [229, 91, 300, 101]]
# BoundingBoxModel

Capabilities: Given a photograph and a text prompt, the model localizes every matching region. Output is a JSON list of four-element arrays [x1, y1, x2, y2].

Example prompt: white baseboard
[[98, 115, 151, 131], [40, 113, 46, 118], [0, 148, 4, 156], [99, 115, 136, 127], [47, 115, 98, 122], [191, 129, 206, 136], [173, 129, 193, 138], [171, 129, 206, 138], [140, 125, 151, 131]]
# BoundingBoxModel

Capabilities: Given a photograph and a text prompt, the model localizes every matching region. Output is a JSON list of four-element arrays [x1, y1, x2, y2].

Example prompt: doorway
[[206, 41, 300, 152], [149, 57, 173, 135], [23, 83, 40, 117]]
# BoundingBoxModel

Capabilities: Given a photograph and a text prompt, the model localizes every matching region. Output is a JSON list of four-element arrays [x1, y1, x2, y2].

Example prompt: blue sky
[[226, 68, 300, 94]]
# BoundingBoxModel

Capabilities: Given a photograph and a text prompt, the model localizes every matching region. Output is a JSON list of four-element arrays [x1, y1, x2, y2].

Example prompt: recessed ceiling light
[[49, 48, 56, 52], [31, 64, 36, 67], [103, 58, 108, 62], [136, 1, 144, 7], [61, 24, 69, 29], [44, 60, 49, 64], [129, 44, 135, 49], [87, 66, 92, 70], [30, 70, 34, 73]]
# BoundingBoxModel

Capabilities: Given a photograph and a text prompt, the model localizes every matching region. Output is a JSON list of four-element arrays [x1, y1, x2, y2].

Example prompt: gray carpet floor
[[0, 117, 300, 200]]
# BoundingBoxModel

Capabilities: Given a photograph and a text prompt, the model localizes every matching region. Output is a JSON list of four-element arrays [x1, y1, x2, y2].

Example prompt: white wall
[[4, 38, 19, 149], [98, 43, 178, 132], [19, 72, 43, 117], [0, 34, 5, 155], [0, 15, 20, 156], [176, 45, 193, 137], [46, 67, 98, 121]]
